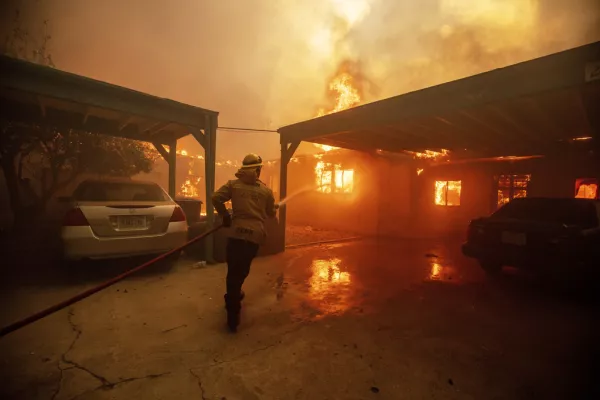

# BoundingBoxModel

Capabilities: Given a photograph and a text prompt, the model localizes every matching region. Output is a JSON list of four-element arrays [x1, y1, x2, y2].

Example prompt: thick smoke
[[1, 0, 599, 161], [358, 0, 600, 99]]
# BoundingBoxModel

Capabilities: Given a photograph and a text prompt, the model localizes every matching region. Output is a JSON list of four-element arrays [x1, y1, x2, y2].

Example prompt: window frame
[[496, 174, 531, 209], [316, 164, 354, 194], [435, 180, 462, 207]]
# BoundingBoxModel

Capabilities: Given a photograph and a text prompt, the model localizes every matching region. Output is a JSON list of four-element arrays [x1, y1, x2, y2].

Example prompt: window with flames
[[434, 180, 462, 206], [315, 161, 354, 194], [496, 174, 530, 208], [575, 178, 598, 199]]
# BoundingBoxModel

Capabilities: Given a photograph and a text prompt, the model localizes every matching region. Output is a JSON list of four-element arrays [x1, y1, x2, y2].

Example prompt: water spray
[[277, 184, 317, 208]]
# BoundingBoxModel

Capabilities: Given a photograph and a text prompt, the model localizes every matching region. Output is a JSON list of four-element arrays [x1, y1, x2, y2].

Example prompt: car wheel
[[479, 260, 502, 275]]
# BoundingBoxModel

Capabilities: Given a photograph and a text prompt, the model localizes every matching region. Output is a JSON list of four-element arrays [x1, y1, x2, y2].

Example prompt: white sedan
[[60, 178, 188, 261]]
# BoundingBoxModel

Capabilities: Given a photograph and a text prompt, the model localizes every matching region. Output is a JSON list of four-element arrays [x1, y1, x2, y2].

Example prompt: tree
[[0, 9, 159, 226]]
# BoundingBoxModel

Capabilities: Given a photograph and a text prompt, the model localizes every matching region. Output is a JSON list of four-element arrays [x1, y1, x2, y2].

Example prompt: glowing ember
[[434, 180, 461, 206], [417, 168, 424, 176]]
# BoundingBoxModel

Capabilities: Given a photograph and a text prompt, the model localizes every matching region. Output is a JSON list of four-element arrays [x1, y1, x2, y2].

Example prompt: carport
[[0, 55, 220, 261], [277, 41, 600, 250]]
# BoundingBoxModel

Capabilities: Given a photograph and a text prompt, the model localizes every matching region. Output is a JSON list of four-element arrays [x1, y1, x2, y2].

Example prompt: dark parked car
[[462, 197, 600, 274]]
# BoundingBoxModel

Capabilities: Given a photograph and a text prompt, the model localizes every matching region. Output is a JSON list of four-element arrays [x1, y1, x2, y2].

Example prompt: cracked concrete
[[1, 238, 598, 399]]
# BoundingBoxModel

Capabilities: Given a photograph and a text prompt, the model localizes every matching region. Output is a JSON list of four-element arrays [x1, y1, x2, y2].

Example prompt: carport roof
[[279, 41, 600, 157], [0, 55, 218, 145]]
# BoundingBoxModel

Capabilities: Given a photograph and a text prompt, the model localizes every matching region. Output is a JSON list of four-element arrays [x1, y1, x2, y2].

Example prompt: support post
[[278, 139, 300, 252], [167, 139, 177, 198], [204, 113, 218, 263], [152, 142, 169, 162]]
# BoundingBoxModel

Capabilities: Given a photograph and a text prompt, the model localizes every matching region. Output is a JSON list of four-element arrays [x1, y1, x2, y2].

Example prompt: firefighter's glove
[[222, 213, 232, 228]]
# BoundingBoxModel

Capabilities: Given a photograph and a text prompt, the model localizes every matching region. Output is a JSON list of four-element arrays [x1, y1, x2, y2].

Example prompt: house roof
[[279, 41, 600, 157], [0, 55, 218, 144]]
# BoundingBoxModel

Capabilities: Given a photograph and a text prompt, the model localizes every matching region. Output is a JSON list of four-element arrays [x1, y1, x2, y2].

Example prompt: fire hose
[[0, 225, 223, 338]]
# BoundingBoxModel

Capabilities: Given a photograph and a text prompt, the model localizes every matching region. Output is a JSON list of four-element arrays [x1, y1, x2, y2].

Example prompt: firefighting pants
[[225, 238, 259, 312]]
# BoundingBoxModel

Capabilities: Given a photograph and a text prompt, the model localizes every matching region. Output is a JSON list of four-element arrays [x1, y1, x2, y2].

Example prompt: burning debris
[[407, 149, 451, 161]]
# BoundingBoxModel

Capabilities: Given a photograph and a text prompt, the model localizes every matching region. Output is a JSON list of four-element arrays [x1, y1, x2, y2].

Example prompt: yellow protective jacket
[[211, 168, 277, 245]]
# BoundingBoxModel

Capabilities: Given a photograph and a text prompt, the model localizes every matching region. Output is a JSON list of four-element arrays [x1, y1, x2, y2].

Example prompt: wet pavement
[[0, 238, 598, 399]]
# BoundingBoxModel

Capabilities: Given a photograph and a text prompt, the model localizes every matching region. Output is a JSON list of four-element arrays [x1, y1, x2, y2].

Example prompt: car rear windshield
[[74, 181, 168, 202], [491, 198, 599, 228]]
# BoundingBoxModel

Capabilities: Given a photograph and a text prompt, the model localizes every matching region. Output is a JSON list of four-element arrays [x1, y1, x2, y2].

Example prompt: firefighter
[[212, 153, 277, 332]]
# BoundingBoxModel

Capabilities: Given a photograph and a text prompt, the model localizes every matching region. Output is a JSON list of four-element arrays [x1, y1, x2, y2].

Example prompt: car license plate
[[501, 231, 526, 246], [118, 216, 148, 230]]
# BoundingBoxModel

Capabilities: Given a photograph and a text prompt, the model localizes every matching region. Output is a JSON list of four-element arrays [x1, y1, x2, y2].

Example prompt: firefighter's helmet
[[241, 153, 263, 168]]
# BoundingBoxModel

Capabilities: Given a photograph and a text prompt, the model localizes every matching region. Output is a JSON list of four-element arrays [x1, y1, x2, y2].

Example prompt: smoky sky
[[1, 0, 599, 162]]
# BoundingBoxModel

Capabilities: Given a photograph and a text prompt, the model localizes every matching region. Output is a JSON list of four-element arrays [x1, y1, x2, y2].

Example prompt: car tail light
[[63, 208, 89, 226], [170, 206, 186, 222]]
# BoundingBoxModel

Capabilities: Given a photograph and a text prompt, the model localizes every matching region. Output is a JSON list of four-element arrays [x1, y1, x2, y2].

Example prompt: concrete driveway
[[0, 238, 597, 399]]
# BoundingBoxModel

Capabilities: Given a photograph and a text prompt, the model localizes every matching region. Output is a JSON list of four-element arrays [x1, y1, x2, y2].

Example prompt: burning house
[[274, 41, 600, 250]]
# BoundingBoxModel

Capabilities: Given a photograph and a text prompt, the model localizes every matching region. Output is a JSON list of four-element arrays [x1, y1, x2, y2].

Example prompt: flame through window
[[497, 174, 530, 208], [434, 180, 461, 206], [315, 161, 354, 194]]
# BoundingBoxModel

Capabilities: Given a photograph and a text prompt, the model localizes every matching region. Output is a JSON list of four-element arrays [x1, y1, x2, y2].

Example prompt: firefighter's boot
[[223, 291, 245, 309], [225, 296, 242, 333]]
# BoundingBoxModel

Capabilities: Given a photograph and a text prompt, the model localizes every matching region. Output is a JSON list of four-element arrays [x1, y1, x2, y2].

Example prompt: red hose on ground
[[0, 226, 222, 338]]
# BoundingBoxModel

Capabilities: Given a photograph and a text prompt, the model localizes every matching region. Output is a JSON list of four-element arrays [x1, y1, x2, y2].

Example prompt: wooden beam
[[282, 141, 300, 165], [37, 96, 46, 118], [146, 121, 172, 136], [152, 142, 170, 162], [0, 98, 181, 145], [189, 126, 206, 149], [119, 116, 136, 131], [167, 139, 177, 198], [518, 97, 565, 140], [487, 104, 538, 141], [459, 109, 512, 139], [82, 106, 90, 125], [203, 113, 218, 263]]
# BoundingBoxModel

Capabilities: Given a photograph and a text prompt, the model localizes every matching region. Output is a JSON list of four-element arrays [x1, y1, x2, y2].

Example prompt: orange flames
[[315, 160, 354, 194], [435, 180, 462, 206], [410, 149, 450, 160], [313, 62, 363, 153]]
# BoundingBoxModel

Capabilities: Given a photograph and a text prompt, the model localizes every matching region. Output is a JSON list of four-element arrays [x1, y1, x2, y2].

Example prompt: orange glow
[[417, 168, 424, 175], [308, 258, 352, 318], [179, 177, 201, 197], [435, 180, 461, 206], [312, 63, 363, 152], [314, 144, 337, 152], [429, 262, 443, 280], [315, 161, 354, 193], [411, 149, 450, 160], [575, 182, 598, 199], [497, 174, 531, 207]]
